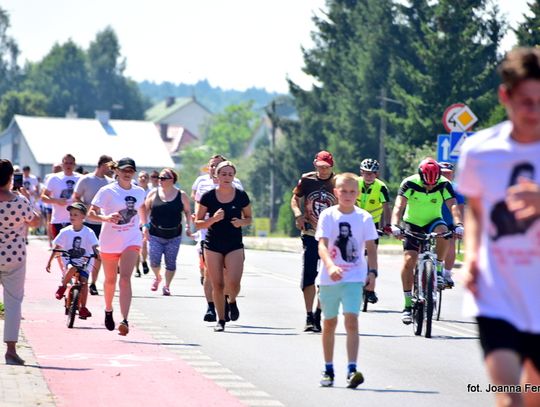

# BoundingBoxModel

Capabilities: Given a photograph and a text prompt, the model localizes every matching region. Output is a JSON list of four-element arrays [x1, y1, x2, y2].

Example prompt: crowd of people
[[0, 46, 539, 405]]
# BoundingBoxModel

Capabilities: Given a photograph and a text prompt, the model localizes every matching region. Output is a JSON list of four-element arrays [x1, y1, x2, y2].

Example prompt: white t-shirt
[[53, 225, 98, 269], [315, 205, 378, 286], [45, 172, 82, 224], [91, 182, 146, 253], [23, 174, 40, 207], [456, 121, 540, 333]]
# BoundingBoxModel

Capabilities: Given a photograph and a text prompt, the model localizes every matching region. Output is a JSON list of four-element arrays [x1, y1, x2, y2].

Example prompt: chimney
[[165, 96, 175, 107], [65, 105, 78, 118], [95, 110, 110, 125]]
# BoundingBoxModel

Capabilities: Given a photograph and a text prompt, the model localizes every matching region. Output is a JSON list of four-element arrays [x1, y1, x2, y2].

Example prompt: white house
[[0, 114, 175, 178]]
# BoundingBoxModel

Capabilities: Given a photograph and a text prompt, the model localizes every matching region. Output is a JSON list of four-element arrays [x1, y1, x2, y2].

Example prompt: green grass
[[0, 302, 4, 317]]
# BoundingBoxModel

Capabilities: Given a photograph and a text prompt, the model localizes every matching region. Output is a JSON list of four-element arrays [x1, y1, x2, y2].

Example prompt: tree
[[515, 0, 540, 46], [0, 90, 47, 130], [0, 7, 20, 96], [24, 40, 95, 117]]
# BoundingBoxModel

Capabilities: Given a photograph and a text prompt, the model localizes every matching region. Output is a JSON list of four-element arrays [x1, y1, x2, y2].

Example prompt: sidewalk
[[0, 240, 246, 407]]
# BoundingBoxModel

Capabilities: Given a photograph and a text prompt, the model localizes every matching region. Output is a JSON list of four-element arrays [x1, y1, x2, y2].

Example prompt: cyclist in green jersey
[[356, 158, 391, 304], [390, 158, 463, 324]]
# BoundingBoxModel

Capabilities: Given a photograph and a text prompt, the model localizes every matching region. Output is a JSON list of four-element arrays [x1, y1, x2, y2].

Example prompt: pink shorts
[[101, 245, 140, 260]]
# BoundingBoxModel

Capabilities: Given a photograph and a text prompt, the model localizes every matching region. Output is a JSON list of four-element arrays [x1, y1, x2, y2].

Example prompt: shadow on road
[[120, 340, 201, 347], [351, 387, 439, 394], [224, 325, 298, 336], [431, 335, 478, 340], [26, 364, 92, 371]]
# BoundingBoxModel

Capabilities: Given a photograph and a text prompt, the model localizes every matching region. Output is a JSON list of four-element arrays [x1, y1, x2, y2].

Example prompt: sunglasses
[[150, 175, 158, 179], [158, 176, 173, 180]]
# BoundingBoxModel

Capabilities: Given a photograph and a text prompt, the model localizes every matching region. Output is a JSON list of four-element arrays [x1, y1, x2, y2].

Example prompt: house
[[145, 96, 212, 147], [0, 113, 175, 179]]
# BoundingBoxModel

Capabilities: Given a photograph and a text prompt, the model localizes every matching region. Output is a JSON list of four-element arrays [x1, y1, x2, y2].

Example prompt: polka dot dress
[[0, 195, 33, 267]]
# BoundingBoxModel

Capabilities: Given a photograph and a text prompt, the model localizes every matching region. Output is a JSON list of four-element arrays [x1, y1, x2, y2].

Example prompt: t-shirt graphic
[[117, 196, 138, 225], [60, 179, 76, 199], [333, 222, 359, 263], [490, 162, 540, 241], [305, 188, 336, 232], [68, 236, 87, 267]]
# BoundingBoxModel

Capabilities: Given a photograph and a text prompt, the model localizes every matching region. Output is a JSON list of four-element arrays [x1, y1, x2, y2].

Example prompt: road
[[19, 240, 493, 406]]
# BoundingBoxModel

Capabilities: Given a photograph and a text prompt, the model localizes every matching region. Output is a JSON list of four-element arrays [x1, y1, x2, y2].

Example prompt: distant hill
[[138, 79, 284, 113]]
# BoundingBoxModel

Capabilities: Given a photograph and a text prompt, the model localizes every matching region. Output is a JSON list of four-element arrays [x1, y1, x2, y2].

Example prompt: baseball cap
[[66, 202, 87, 214], [314, 151, 334, 167], [117, 157, 136, 171]]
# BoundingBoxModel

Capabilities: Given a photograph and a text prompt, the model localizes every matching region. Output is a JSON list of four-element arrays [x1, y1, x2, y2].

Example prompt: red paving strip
[[22, 242, 245, 407]]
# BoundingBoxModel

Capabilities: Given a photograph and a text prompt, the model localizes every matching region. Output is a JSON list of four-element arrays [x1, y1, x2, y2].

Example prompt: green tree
[[0, 7, 20, 96], [515, 0, 540, 46], [24, 40, 95, 117], [0, 90, 47, 129]]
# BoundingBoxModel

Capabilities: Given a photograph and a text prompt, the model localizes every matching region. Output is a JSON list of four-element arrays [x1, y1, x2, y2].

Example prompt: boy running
[[46, 202, 100, 319], [315, 173, 378, 388]]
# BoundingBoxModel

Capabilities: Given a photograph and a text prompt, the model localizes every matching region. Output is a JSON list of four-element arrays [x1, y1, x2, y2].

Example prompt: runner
[[291, 151, 337, 332], [356, 158, 391, 303], [144, 168, 192, 295], [456, 47, 540, 407], [195, 161, 252, 332], [73, 155, 113, 295], [41, 163, 62, 245], [390, 158, 463, 324], [88, 158, 147, 336], [135, 171, 151, 277]]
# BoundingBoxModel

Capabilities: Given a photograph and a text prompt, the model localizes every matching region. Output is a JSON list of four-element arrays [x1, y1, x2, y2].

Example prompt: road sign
[[437, 134, 453, 162], [442, 103, 478, 132], [450, 131, 474, 157]]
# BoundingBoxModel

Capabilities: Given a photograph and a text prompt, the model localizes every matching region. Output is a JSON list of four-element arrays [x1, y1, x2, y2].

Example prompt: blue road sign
[[437, 134, 453, 163], [449, 131, 475, 158]]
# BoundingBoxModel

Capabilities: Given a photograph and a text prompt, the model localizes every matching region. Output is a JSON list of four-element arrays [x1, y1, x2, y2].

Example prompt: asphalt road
[[120, 243, 493, 407]]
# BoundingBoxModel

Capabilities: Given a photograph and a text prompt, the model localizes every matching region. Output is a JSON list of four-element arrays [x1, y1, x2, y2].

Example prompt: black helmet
[[360, 158, 380, 172]]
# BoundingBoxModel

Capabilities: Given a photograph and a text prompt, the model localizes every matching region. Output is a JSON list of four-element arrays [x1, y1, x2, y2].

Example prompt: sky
[[1, 0, 532, 93]]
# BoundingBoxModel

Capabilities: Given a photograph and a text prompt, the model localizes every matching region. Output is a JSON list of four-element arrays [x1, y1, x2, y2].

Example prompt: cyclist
[[390, 158, 463, 324], [438, 162, 465, 288], [356, 158, 391, 303]]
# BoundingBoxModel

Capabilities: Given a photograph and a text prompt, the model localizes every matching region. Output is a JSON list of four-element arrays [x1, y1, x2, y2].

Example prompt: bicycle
[[400, 229, 453, 338], [52, 249, 96, 328]]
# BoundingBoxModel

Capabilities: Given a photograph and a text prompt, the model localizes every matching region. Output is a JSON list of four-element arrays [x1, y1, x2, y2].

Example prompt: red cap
[[314, 151, 334, 167]]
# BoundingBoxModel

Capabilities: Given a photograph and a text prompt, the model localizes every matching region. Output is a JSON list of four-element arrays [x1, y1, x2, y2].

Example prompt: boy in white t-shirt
[[315, 173, 378, 389], [46, 203, 100, 320], [456, 47, 540, 407]]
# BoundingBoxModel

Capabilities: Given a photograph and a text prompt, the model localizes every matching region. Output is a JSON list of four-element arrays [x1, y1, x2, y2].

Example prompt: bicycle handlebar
[[51, 249, 97, 260], [399, 228, 454, 241]]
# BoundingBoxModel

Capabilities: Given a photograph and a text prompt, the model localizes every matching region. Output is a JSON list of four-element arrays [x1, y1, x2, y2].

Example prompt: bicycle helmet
[[360, 158, 380, 172], [418, 158, 441, 186]]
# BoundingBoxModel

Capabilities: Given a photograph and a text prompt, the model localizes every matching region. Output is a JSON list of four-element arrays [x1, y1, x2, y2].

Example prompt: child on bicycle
[[46, 202, 100, 319], [315, 173, 378, 388]]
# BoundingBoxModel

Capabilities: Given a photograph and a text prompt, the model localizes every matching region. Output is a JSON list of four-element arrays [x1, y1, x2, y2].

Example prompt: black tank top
[[149, 190, 184, 238]]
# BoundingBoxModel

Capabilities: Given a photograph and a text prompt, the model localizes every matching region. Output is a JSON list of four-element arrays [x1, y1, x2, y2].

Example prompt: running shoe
[[401, 307, 412, 325], [229, 301, 239, 321], [444, 274, 455, 289], [118, 320, 129, 336], [224, 299, 231, 322], [135, 268, 141, 278], [78, 307, 92, 319], [204, 307, 217, 322], [55, 285, 67, 300], [142, 261, 150, 275], [304, 315, 315, 332], [320, 371, 334, 387], [365, 290, 378, 304], [151, 276, 161, 291], [313, 311, 322, 333], [436, 273, 445, 290], [89, 283, 99, 296], [200, 276, 204, 285], [162, 286, 171, 296], [346, 371, 365, 389], [105, 310, 115, 331], [214, 320, 225, 332]]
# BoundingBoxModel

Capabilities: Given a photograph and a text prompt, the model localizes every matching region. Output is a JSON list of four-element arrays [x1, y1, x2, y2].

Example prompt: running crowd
[[0, 47, 539, 405]]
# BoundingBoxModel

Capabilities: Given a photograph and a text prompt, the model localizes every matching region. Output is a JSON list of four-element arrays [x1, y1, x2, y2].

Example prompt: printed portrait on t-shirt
[[334, 222, 359, 263], [23, 181, 31, 191], [68, 236, 86, 259], [305, 188, 336, 230], [60, 179, 76, 199], [490, 162, 540, 241], [117, 196, 138, 225]]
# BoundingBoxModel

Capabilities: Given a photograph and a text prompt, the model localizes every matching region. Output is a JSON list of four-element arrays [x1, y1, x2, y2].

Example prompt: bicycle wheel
[[412, 266, 423, 336], [436, 287, 442, 321], [66, 287, 80, 328], [424, 261, 435, 338]]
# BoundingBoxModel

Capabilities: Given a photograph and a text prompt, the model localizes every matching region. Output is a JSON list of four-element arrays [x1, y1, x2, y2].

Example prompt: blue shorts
[[148, 235, 181, 271], [319, 282, 364, 319]]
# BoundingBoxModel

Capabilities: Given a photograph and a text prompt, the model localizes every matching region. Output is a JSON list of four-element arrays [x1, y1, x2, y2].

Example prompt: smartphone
[[12, 173, 23, 190]]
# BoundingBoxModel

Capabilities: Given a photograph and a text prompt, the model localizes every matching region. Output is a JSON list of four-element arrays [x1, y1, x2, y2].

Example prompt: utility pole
[[267, 101, 277, 230], [378, 88, 387, 179]]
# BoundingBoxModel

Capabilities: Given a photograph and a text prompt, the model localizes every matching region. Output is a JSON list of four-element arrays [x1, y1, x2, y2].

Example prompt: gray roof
[[12, 115, 174, 168]]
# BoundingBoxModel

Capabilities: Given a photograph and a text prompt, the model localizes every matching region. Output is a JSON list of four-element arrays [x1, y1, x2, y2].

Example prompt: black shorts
[[84, 222, 102, 239], [300, 234, 319, 290], [402, 218, 447, 252], [477, 317, 540, 372], [204, 240, 244, 256]]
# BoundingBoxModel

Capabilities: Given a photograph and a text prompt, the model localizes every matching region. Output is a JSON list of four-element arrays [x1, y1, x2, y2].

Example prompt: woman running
[[195, 161, 252, 332], [88, 158, 147, 336], [144, 168, 192, 295]]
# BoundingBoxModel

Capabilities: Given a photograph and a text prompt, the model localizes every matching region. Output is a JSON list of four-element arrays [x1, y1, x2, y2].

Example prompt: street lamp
[[377, 88, 403, 179]]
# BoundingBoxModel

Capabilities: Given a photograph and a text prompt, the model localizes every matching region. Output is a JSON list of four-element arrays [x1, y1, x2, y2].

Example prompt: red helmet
[[418, 158, 441, 186]]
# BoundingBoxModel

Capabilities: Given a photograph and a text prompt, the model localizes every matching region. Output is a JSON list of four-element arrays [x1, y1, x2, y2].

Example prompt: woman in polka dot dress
[[0, 160, 41, 365]]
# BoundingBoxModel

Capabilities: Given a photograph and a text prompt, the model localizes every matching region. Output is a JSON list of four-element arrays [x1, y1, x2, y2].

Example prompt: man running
[[390, 158, 463, 324], [291, 151, 337, 332]]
